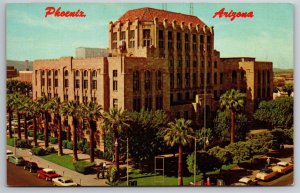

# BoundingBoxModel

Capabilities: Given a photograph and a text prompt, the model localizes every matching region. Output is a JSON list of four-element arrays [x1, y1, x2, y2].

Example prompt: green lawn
[[40, 154, 75, 171], [7, 137, 17, 147], [118, 169, 203, 186]]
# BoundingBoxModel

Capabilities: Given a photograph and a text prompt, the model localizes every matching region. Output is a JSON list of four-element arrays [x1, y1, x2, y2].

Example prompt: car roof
[[43, 168, 55, 172], [59, 176, 72, 181], [277, 161, 288, 166], [239, 177, 251, 183]]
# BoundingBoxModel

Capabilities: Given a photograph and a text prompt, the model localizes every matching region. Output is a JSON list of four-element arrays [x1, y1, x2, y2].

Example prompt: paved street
[[6, 145, 108, 186], [7, 161, 52, 187], [258, 172, 293, 186]]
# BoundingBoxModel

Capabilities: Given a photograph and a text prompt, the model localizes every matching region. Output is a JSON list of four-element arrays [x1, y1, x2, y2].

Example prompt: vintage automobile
[[8, 155, 26, 165], [272, 161, 293, 174], [37, 168, 61, 181], [6, 149, 13, 160], [24, 162, 39, 173], [52, 176, 78, 186], [232, 177, 257, 186], [256, 168, 277, 181]]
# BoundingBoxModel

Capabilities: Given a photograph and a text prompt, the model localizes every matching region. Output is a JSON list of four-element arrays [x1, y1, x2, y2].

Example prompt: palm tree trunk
[[33, 115, 38, 146], [44, 112, 49, 148], [17, 113, 21, 139], [24, 114, 28, 140], [89, 120, 95, 163], [72, 116, 79, 161], [8, 111, 13, 138], [58, 115, 63, 156], [178, 143, 183, 186], [231, 111, 235, 144]]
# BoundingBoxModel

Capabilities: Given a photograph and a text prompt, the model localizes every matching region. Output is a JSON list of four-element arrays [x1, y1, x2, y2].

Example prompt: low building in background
[[7, 66, 18, 79], [75, 47, 109, 58]]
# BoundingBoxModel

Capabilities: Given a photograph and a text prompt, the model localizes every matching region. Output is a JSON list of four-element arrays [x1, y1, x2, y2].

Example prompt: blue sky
[[6, 3, 293, 69]]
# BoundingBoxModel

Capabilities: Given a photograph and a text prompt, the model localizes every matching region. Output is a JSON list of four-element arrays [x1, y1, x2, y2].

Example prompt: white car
[[6, 149, 13, 159], [272, 161, 293, 174], [52, 176, 78, 186], [232, 177, 257, 186]]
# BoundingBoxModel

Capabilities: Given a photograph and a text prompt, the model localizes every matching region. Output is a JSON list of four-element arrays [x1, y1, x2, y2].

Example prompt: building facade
[[32, 7, 273, 149], [75, 47, 109, 58]]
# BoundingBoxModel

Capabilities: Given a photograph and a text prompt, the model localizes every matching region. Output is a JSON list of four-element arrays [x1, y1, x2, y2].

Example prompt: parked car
[[37, 168, 61, 181], [52, 176, 78, 186], [256, 168, 277, 181], [232, 177, 257, 186], [6, 149, 13, 160], [8, 155, 26, 165], [24, 162, 39, 173], [272, 161, 293, 174]]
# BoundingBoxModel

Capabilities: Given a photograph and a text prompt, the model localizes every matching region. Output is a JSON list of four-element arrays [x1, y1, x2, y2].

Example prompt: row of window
[[169, 58, 217, 69], [40, 70, 97, 78], [133, 96, 163, 111], [133, 70, 162, 91]]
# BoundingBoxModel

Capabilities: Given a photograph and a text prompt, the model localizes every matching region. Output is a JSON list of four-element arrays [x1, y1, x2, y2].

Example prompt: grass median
[[40, 154, 75, 171]]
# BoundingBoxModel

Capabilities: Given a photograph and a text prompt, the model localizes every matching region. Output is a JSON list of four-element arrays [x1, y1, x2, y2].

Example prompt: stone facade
[[32, 7, 273, 150]]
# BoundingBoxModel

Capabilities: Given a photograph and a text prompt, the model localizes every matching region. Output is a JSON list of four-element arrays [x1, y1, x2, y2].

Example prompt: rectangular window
[[220, 73, 223, 84], [120, 31, 126, 41], [214, 90, 218, 99], [156, 96, 163, 110], [185, 92, 190, 100], [47, 93, 51, 99], [185, 33, 189, 50], [177, 32, 181, 49], [143, 29, 151, 47], [192, 73, 196, 87], [177, 73, 182, 88], [200, 35, 204, 43], [185, 73, 190, 88], [48, 78, 51, 86], [113, 80, 118, 91], [184, 111, 189, 120], [113, 70, 118, 77], [92, 80, 97, 89], [170, 94, 174, 105], [42, 78, 45, 86], [214, 61, 217, 68], [201, 73, 204, 84], [64, 79, 69, 88], [159, 30, 164, 48], [186, 59, 190, 68], [129, 30, 135, 48], [214, 73, 217, 84], [144, 97, 152, 110], [193, 60, 197, 67], [113, 99, 118, 109], [168, 31, 173, 48], [83, 80, 88, 89], [170, 73, 174, 89], [175, 112, 180, 119], [112, 32, 117, 49], [54, 79, 58, 87], [207, 73, 211, 84], [75, 79, 80, 89], [207, 35, 211, 43], [192, 34, 197, 51], [177, 92, 182, 101]]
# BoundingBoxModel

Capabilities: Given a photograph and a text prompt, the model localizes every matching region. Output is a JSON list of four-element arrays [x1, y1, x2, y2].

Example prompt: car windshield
[[65, 180, 73, 183], [47, 171, 55, 174]]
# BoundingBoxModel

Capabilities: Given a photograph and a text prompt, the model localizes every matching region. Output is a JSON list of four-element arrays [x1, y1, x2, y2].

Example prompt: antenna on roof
[[189, 3, 194, 15]]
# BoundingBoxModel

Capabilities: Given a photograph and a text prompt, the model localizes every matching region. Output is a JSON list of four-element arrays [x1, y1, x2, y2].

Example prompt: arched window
[[133, 71, 140, 91], [92, 70, 97, 78], [64, 70, 69, 77], [54, 70, 58, 76], [41, 70, 45, 76], [144, 70, 151, 90], [83, 70, 88, 77], [156, 70, 162, 90], [232, 70, 237, 84], [47, 71, 51, 76], [75, 70, 80, 77]]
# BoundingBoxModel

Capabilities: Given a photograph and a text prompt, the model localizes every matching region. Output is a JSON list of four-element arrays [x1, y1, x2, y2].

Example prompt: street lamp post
[[14, 126, 16, 155], [193, 136, 209, 185]]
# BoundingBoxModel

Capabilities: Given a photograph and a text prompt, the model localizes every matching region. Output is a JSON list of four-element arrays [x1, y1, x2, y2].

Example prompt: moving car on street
[[232, 177, 257, 186], [256, 168, 278, 181], [6, 149, 13, 159], [272, 161, 293, 174], [8, 155, 26, 165], [24, 162, 39, 173], [52, 176, 78, 186], [37, 168, 61, 181]]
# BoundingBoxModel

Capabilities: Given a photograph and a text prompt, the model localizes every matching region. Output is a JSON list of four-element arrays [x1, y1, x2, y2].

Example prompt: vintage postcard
[[6, 3, 293, 187]]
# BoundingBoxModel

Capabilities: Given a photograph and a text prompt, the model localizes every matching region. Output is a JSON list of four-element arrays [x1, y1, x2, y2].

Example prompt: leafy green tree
[[196, 128, 213, 151], [213, 110, 249, 142], [207, 146, 232, 165], [25, 100, 40, 146], [6, 94, 14, 138], [282, 84, 293, 96], [225, 142, 251, 164], [123, 109, 168, 162], [11, 93, 25, 139], [82, 102, 102, 162], [219, 89, 246, 144], [186, 152, 222, 177], [163, 118, 194, 186], [102, 108, 129, 180], [37, 97, 50, 148], [253, 97, 293, 129]]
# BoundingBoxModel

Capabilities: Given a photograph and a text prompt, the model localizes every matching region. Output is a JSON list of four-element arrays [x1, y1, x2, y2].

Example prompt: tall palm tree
[[19, 96, 31, 140], [61, 101, 83, 161], [37, 97, 50, 148], [219, 89, 246, 144], [163, 118, 194, 186], [102, 108, 129, 180], [25, 100, 40, 146], [82, 102, 103, 162], [46, 97, 63, 156], [11, 93, 24, 139], [6, 94, 14, 138]]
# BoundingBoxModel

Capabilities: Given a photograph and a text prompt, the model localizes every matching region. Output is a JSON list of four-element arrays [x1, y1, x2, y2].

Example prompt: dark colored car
[[24, 162, 39, 173]]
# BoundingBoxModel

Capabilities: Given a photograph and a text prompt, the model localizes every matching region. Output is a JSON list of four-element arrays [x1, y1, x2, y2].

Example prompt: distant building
[[7, 66, 18, 78], [75, 47, 109, 58], [18, 71, 33, 83]]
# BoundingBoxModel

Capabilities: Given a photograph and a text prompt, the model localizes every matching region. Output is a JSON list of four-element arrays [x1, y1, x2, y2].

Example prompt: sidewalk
[[6, 142, 109, 186]]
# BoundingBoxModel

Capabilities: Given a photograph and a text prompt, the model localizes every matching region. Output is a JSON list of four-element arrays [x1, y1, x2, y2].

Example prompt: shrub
[[49, 137, 58, 144], [83, 143, 90, 154], [67, 141, 73, 149], [27, 130, 34, 137], [7, 137, 17, 147], [106, 165, 117, 183], [77, 141, 84, 151], [103, 151, 113, 161], [16, 139, 32, 149], [95, 149, 103, 158], [31, 146, 48, 156], [73, 161, 96, 174], [37, 133, 44, 140], [119, 166, 127, 177], [46, 146, 55, 153], [62, 140, 68, 148]]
